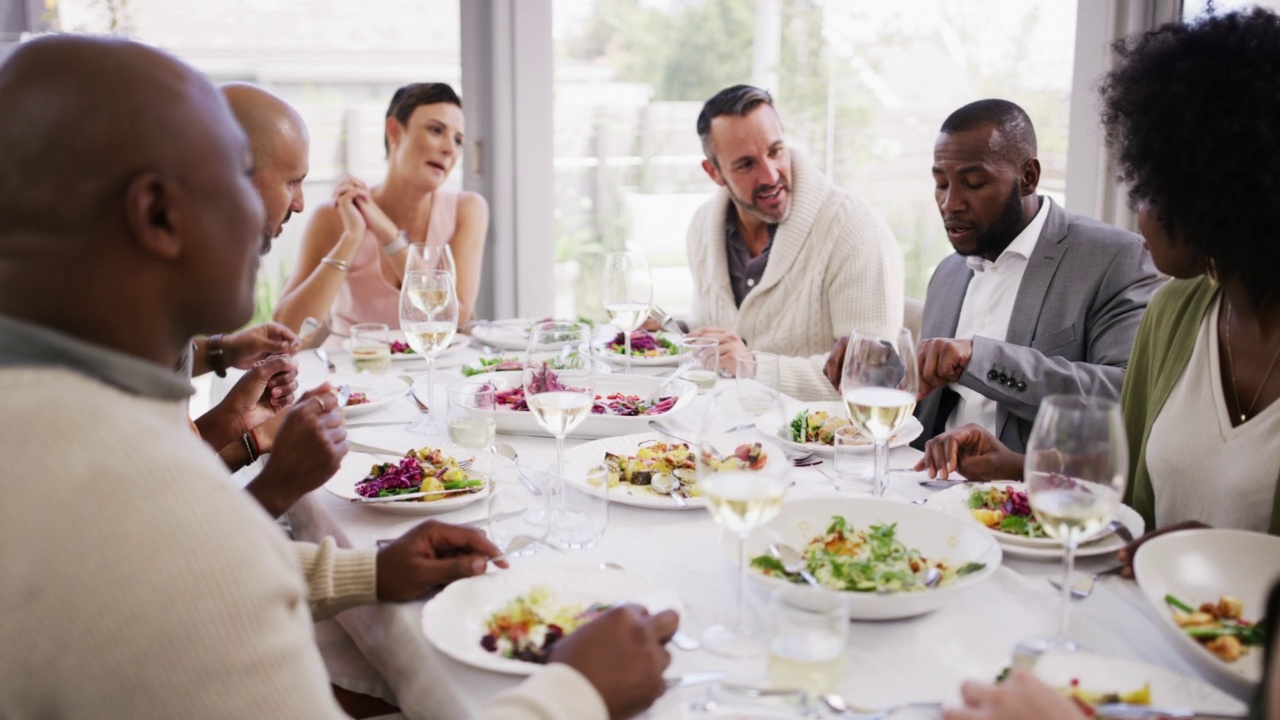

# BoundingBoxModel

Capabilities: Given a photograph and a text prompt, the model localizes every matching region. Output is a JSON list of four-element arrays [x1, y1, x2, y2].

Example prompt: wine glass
[[736, 350, 780, 417], [1022, 395, 1128, 653], [697, 393, 790, 658], [601, 251, 653, 374], [839, 327, 919, 498], [523, 322, 596, 490], [405, 242, 455, 276], [399, 269, 458, 434]]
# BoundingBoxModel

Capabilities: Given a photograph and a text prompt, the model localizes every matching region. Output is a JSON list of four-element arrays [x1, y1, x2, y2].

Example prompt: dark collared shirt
[[0, 312, 194, 400], [725, 207, 777, 307]]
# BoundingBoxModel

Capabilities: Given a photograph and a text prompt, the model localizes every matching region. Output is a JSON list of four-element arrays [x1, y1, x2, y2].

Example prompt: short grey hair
[[696, 84, 775, 163]]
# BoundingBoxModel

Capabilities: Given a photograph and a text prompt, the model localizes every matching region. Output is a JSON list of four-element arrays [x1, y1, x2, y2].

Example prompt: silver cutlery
[[495, 442, 543, 496], [600, 562, 701, 650], [347, 441, 410, 457], [314, 347, 336, 373], [1106, 518, 1135, 544], [723, 423, 756, 433], [352, 486, 480, 504], [918, 478, 965, 489], [649, 471, 688, 507], [344, 419, 414, 429], [664, 672, 725, 690], [1094, 703, 1243, 719], [822, 694, 943, 720], [489, 534, 550, 563], [768, 542, 820, 587], [646, 360, 694, 403], [1048, 563, 1126, 600]]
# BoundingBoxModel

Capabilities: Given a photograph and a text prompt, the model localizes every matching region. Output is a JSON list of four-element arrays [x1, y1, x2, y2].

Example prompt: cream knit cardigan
[[0, 367, 605, 720], [687, 150, 904, 401]]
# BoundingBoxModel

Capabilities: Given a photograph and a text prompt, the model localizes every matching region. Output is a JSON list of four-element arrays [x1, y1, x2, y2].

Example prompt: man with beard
[[827, 99, 1162, 451], [684, 85, 903, 401]]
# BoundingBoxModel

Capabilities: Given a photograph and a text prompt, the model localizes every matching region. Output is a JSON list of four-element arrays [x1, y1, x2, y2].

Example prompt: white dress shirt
[[946, 197, 1051, 433]]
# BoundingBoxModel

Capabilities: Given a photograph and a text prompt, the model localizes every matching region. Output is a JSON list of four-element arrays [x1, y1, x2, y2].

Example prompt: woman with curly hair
[[916, 8, 1280, 537], [274, 83, 489, 335]]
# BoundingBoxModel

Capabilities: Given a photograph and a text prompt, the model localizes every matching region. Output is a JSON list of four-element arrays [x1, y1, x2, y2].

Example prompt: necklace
[[1222, 300, 1280, 423]]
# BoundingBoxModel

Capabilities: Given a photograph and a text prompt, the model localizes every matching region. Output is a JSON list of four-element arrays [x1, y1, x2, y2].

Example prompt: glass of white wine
[[767, 587, 848, 707], [405, 242, 455, 276], [697, 418, 790, 658], [399, 269, 458, 434], [839, 327, 919, 498], [523, 322, 596, 489], [446, 382, 496, 451], [679, 336, 719, 392], [1022, 395, 1128, 654], [601, 251, 653, 374], [736, 350, 780, 417], [350, 323, 390, 374]]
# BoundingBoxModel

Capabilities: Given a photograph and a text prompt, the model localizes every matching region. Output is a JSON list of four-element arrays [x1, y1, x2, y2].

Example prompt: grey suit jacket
[[913, 198, 1164, 453]]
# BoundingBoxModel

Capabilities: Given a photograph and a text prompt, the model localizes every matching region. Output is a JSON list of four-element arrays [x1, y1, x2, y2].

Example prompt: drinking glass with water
[[447, 382, 497, 451]]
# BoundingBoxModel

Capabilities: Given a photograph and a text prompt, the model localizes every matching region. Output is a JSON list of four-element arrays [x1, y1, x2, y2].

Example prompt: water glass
[[736, 351, 780, 417], [832, 426, 874, 494], [767, 587, 849, 702], [546, 462, 609, 549], [487, 466, 549, 557], [679, 337, 719, 392], [350, 323, 391, 374], [447, 382, 497, 451]]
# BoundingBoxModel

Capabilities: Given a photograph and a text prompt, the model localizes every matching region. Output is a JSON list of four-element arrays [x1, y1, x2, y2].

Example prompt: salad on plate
[[354, 447, 483, 502], [967, 484, 1046, 539], [495, 364, 676, 416], [602, 440, 768, 498], [605, 329, 679, 358], [479, 586, 609, 664]]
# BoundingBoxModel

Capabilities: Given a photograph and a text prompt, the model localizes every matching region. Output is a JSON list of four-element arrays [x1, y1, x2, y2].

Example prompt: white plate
[[757, 401, 924, 457], [1032, 650, 1247, 714], [562, 432, 787, 510], [597, 330, 683, 367], [922, 482, 1146, 560], [1133, 529, 1280, 696], [461, 371, 696, 439], [728, 497, 1002, 620], [327, 373, 409, 417], [422, 565, 683, 675], [468, 319, 534, 352], [341, 331, 467, 362], [323, 447, 508, 515]]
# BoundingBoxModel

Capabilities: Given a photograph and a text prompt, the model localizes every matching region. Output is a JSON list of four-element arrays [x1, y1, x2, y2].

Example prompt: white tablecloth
[[279, 343, 1234, 719]]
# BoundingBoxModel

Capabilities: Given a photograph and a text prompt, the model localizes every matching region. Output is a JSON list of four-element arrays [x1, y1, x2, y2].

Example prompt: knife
[[352, 487, 483, 504], [663, 672, 727, 690], [344, 419, 415, 429], [347, 441, 410, 457], [1094, 704, 1244, 720]]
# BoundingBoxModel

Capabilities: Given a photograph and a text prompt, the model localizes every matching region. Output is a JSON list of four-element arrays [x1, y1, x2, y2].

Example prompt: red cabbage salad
[[494, 363, 676, 416], [606, 330, 679, 357], [354, 447, 483, 500]]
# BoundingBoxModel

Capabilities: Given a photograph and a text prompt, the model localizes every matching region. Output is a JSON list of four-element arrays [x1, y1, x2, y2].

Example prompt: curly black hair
[[1099, 7, 1280, 307]]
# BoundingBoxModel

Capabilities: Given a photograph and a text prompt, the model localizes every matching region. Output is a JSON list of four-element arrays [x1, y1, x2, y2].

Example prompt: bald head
[[222, 83, 309, 249], [0, 36, 265, 362]]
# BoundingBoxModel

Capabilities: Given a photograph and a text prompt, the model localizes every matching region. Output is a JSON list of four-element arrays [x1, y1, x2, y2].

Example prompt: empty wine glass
[[601, 251, 653, 374], [1022, 395, 1128, 654], [736, 351, 780, 417], [399, 269, 458, 434], [839, 327, 919, 498], [523, 322, 596, 490]]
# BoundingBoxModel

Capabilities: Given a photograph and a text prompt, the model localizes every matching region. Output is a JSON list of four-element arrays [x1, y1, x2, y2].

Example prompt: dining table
[[232, 335, 1248, 719]]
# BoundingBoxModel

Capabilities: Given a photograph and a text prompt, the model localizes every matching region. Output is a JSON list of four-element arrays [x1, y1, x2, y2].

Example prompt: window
[[56, 0, 463, 323], [552, 0, 1076, 320]]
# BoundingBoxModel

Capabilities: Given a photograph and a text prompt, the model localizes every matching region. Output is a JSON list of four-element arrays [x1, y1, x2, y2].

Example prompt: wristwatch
[[207, 334, 228, 378], [382, 230, 411, 257]]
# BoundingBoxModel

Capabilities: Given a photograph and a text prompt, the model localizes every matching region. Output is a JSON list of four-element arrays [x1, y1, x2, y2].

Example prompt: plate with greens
[[756, 402, 923, 456], [598, 329, 683, 367]]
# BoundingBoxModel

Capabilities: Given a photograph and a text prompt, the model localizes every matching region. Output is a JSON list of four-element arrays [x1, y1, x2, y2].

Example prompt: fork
[[1048, 563, 1126, 600]]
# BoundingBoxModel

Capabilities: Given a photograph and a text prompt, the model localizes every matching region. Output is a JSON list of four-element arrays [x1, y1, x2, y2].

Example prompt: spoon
[[649, 472, 688, 508], [768, 543, 820, 587], [490, 534, 548, 563], [822, 694, 943, 720], [495, 442, 542, 496]]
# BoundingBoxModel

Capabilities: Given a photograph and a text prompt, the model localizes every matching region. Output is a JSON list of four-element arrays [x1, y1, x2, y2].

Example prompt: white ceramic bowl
[[1133, 528, 1280, 696], [1033, 651, 1247, 715], [756, 401, 924, 457], [727, 497, 1002, 620]]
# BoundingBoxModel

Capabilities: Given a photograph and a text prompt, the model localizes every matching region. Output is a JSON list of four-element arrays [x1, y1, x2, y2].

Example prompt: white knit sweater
[[0, 367, 604, 720], [686, 150, 904, 401]]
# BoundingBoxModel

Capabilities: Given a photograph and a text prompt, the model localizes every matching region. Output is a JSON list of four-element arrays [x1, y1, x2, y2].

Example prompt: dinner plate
[[1031, 650, 1247, 714], [756, 402, 924, 457], [422, 564, 683, 675], [597, 330, 684, 367], [323, 447, 509, 516], [728, 497, 1001, 620], [469, 319, 534, 352], [921, 482, 1145, 560], [1133, 529, 1280, 696], [458, 371, 696, 439], [327, 373, 409, 417], [343, 331, 467, 362], [561, 431, 787, 510]]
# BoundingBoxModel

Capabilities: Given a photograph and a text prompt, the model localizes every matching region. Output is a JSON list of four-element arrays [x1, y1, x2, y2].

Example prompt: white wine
[[1028, 483, 1120, 543], [526, 391, 594, 437], [404, 321, 456, 357], [843, 387, 916, 441], [447, 417, 496, 449], [685, 368, 717, 391], [604, 302, 650, 333], [767, 631, 847, 695], [409, 286, 449, 315], [700, 473, 787, 534], [350, 344, 390, 374]]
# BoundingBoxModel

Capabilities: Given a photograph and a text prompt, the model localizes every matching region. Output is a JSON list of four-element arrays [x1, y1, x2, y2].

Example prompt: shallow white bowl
[[756, 401, 923, 457], [1133, 528, 1280, 696], [726, 497, 1002, 620], [1033, 651, 1247, 715]]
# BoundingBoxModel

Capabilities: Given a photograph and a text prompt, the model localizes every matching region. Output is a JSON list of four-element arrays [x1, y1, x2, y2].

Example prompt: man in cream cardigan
[[685, 85, 904, 401]]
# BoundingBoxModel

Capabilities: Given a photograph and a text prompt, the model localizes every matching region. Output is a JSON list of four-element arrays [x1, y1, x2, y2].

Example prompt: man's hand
[[824, 336, 849, 390], [686, 326, 746, 375], [913, 423, 1023, 482], [1115, 520, 1208, 578], [195, 355, 298, 451], [222, 322, 300, 369], [375, 520, 505, 602], [917, 338, 973, 398], [549, 605, 678, 720], [246, 384, 347, 518], [943, 672, 1087, 720]]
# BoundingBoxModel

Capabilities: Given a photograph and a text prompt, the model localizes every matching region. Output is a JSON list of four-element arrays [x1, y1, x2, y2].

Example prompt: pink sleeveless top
[[329, 190, 460, 338]]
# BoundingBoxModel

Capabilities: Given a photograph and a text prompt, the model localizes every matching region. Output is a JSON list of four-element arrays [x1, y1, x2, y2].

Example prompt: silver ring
[[314, 396, 325, 412]]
